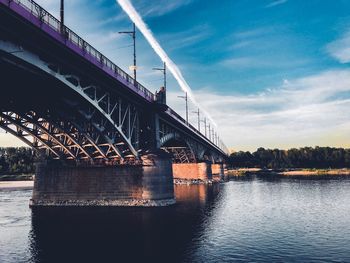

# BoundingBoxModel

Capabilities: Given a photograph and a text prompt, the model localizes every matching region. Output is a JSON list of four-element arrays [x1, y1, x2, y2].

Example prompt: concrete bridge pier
[[30, 151, 175, 207], [172, 161, 213, 183], [211, 163, 225, 182]]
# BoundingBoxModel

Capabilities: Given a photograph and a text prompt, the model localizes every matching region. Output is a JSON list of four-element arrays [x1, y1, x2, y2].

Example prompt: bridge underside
[[0, 47, 141, 164], [0, 0, 228, 206]]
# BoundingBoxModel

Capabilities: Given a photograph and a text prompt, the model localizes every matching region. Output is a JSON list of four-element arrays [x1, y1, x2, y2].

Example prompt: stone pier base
[[211, 163, 224, 181], [172, 161, 212, 183], [30, 152, 175, 207]]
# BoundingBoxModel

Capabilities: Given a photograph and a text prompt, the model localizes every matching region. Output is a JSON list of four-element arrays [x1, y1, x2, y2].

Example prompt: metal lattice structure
[[0, 0, 229, 165]]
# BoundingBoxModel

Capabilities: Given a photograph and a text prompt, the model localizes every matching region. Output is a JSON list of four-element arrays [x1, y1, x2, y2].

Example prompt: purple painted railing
[[0, 0, 155, 101], [165, 108, 230, 155], [0, 0, 229, 155]]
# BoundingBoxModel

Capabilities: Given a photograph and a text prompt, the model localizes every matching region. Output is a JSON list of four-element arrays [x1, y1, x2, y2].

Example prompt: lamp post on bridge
[[60, 0, 64, 33], [200, 117, 207, 137], [192, 108, 200, 132], [153, 62, 167, 103], [178, 92, 188, 125], [208, 123, 211, 141], [119, 23, 137, 81]]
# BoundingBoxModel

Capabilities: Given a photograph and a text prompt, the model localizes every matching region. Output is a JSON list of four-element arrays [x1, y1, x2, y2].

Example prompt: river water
[[1, 175, 350, 262]]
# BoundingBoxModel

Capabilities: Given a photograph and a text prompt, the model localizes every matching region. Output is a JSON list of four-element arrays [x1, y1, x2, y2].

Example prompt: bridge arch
[[0, 40, 141, 163], [198, 149, 215, 163], [160, 133, 196, 163]]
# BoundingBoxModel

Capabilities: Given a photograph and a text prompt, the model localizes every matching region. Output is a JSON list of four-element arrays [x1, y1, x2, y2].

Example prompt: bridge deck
[[0, 0, 154, 102], [0, 0, 229, 156]]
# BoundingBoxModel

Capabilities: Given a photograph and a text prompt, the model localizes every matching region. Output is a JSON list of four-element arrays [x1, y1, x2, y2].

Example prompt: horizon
[[0, 0, 349, 151]]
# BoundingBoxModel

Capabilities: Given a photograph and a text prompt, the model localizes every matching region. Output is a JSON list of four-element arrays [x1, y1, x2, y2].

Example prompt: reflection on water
[[1, 176, 350, 262], [29, 184, 222, 263]]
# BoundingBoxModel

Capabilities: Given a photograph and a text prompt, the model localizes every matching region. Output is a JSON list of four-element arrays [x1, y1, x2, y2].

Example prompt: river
[[1, 175, 350, 262]]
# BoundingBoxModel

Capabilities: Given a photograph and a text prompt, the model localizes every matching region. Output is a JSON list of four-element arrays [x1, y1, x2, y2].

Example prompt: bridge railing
[[166, 107, 229, 155], [4, 0, 230, 156], [10, 0, 155, 101]]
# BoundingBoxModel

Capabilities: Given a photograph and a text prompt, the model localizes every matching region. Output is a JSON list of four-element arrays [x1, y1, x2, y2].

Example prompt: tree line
[[228, 147, 350, 169], [1, 146, 350, 173], [0, 147, 36, 174]]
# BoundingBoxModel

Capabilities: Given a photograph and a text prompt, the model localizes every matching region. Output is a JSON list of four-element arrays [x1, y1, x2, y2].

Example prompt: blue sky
[[1, 0, 350, 151]]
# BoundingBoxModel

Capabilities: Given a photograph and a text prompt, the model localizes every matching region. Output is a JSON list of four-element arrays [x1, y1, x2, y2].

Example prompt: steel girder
[[0, 111, 126, 161], [159, 119, 224, 163], [159, 122, 197, 163], [0, 40, 140, 162]]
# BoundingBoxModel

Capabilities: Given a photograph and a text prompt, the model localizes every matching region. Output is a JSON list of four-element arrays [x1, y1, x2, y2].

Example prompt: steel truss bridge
[[0, 0, 229, 165]]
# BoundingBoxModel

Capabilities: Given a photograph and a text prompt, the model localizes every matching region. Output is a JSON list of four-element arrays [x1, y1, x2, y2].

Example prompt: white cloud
[[265, 0, 288, 8], [98, 13, 128, 26], [160, 25, 211, 51], [132, 0, 194, 17], [221, 56, 308, 69], [327, 32, 350, 63], [3, 0, 348, 152], [166, 69, 350, 151], [117, 0, 217, 126]]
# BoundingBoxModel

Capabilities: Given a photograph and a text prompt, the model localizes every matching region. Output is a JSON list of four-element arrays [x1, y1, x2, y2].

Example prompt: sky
[[0, 0, 350, 151]]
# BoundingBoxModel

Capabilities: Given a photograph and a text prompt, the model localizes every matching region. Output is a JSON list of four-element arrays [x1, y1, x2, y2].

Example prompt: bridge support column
[[30, 152, 175, 207], [172, 161, 212, 183], [211, 163, 224, 182]]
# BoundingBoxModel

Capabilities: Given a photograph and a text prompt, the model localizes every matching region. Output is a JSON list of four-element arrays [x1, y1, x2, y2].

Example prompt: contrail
[[116, 0, 217, 127]]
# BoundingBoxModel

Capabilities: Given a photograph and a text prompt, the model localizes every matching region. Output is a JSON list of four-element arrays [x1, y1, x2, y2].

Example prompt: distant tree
[[0, 147, 36, 175], [229, 146, 350, 169]]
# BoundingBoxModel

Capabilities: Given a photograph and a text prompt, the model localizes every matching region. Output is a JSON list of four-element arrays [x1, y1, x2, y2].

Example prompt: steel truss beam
[[0, 40, 140, 161], [159, 124, 197, 163], [159, 120, 224, 163], [161, 146, 196, 163]]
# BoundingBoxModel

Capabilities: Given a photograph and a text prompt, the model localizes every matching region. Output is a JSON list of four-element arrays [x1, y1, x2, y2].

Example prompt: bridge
[[0, 0, 229, 206]]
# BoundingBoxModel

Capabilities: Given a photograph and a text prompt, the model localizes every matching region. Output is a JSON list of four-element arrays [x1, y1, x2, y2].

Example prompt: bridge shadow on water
[[29, 184, 223, 263]]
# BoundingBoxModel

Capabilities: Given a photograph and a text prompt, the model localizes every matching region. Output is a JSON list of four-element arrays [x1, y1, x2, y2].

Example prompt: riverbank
[[0, 180, 33, 189], [227, 168, 350, 177], [0, 174, 34, 181]]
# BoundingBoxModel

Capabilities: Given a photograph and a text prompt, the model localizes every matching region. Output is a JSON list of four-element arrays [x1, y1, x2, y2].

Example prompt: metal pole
[[153, 62, 167, 103], [208, 123, 211, 141], [200, 117, 207, 137], [193, 108, 200, 131], [133, 23, 136, 81], [163, 61, 166, 90], [60, 0, 64, 33], [119, 23, 137, 81], [163, 62, 166, 103], [177, 92, 188, 125], [185, 92, 188, 125]]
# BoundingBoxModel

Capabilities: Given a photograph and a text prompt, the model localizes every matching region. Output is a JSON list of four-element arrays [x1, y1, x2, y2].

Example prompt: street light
[[60, 0, 64, 33], [208, 123, 211, 141], [200, 117, 207, 137], [119, 23, 137, 81], [152, 62, 166, 89], [178, 92, 188, 125], [153, 62, 166, 103], [192, 108, 200, 132]]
